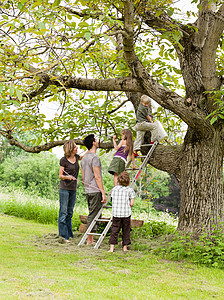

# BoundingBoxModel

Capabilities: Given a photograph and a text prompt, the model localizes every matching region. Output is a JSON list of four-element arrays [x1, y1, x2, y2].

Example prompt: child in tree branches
[[133, 95, 159, 156]]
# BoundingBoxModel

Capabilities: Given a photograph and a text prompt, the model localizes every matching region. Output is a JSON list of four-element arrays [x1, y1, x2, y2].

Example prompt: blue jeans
[[58, 189, 77, 240]]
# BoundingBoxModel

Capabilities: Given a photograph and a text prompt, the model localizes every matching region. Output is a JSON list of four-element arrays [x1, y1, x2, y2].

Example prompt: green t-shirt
[[136, 103, 152, 123]]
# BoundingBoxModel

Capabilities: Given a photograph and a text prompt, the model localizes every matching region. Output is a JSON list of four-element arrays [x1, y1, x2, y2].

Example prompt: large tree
[[0, 0, 224, 235]]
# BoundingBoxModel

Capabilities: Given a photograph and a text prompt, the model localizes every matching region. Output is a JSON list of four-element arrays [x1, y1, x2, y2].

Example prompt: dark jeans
[[86, 192, 102, 232], [109, 216, 131, 246], [58, 189, 76, 240]]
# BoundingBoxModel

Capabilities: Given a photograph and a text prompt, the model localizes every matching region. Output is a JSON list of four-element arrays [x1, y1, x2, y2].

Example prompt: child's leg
[[133, 129, 145, 152], [121, 216, 131, 250], [139, 122, 158, 142], [108, 244, 115, 252], [123, 245, 128, 252], [109, 217, 121, 250], [87, 234, 94, 245], [114, 173, 118, 186]]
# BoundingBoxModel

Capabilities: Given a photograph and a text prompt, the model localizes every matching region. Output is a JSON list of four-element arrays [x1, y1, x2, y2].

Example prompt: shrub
[[0, 152, 60, 200], [132, 220, 176, 239], [153, 229, 224, 269]]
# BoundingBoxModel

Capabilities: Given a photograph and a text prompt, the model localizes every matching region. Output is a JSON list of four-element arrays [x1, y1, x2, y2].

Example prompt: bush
[[153, 229, 224, 269], [0, 152, 60, 200], [132, 220, 176, 239]]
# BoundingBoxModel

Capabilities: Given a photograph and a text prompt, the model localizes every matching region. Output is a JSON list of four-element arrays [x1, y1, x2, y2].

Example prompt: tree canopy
[[0, 0, 224, 235], [0, 0, 188, 150]]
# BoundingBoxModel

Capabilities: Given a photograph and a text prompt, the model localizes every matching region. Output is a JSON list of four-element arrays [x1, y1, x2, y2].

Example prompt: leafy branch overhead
[[1, 0, 224, 235], [0, 1, 183, 147]]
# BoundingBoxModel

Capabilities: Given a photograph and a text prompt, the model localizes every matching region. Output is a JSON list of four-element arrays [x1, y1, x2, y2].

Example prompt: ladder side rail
[[94, 217, 113, 249], [130, 141, 158, 188], [78, 194, 111, 246], [78, 205, 105, 246], [140, 141, 158, 170]]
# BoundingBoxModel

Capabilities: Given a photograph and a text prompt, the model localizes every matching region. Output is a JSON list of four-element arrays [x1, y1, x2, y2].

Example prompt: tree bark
[[178, 128, 224, 235]]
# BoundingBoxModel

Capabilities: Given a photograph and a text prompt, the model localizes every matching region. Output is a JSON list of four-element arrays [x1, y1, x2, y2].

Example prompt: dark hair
[[118, 171, 130, 187], [83, 134, 95, 150]]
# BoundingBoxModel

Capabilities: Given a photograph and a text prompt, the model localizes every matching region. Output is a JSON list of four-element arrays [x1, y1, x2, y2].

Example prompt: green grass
[[1, 214, 224, 300], [0, 187, 178, 227]]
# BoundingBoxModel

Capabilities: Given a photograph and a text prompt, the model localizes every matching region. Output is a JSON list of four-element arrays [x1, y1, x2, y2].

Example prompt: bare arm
[[59, 166, 75, 181], [81, 168, 84, 181], [79, 150, 87, 160], [113, 135, 119, 150], [93, 166, 107, 203], [131, 152, 136, 169], [130, 198, 134, 207], [146, 115, 153, 123]]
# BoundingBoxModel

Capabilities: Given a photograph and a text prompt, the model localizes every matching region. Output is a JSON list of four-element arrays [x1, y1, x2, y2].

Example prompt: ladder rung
[[96, 218, 110, 222], [87, 233, 101, 236], [141, 144, 153, 147], [134, 156, 146, 159], [125, 168, 140, 171], [103, 205, 112, 208]]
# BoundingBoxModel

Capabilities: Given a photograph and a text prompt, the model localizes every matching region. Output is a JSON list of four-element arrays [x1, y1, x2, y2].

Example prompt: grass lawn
[[0, 213, 224, 300]]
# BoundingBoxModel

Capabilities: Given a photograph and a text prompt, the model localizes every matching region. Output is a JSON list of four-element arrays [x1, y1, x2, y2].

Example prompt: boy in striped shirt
[[108, 171, 135, 252]]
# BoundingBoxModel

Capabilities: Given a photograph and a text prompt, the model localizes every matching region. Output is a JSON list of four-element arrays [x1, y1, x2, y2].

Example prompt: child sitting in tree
[[108, 171, 135, 253], [133, 95, 159, 156], [108, 129, 136, 186]]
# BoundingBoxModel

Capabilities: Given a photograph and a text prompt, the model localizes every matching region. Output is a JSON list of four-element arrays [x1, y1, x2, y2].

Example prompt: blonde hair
[[141, 95, 151, 104], [121, 129, 133, 155], [63, 140, 76, 157]]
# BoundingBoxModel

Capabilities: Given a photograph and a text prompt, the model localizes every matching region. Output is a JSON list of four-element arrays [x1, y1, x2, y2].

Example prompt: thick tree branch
[[201, 3, 224, 90], [143, 10, 191, 39], [6, 132, 114, 153], [147, 144, 183, 180], [123, 0, 210, 132], [49, 76, 143, 92], [193, 0, 216, 49]]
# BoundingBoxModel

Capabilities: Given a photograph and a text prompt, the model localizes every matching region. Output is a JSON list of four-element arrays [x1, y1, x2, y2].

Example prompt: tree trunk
[[178, 128, 224, 236]]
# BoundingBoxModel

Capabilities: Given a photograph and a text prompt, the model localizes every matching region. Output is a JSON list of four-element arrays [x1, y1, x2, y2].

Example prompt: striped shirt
[[111, 185, 135, 217]]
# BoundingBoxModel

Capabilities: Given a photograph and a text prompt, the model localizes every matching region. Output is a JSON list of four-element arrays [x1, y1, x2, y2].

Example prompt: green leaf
[[52, 0, 61, 7], [9, 87, 14, 96], [167, 9, 174, 17], [210, 116, 218, 125], [16, 89, 23, 101], [84, 32, 91, 41], [38, 22, 46, 30], [18, 2, 23, 10], [78, 22, 89, 28]]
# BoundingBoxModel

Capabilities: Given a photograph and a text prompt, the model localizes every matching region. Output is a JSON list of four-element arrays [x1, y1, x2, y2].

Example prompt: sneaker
[[134, 153, 139, 157], [150, 141, 155, 145]]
